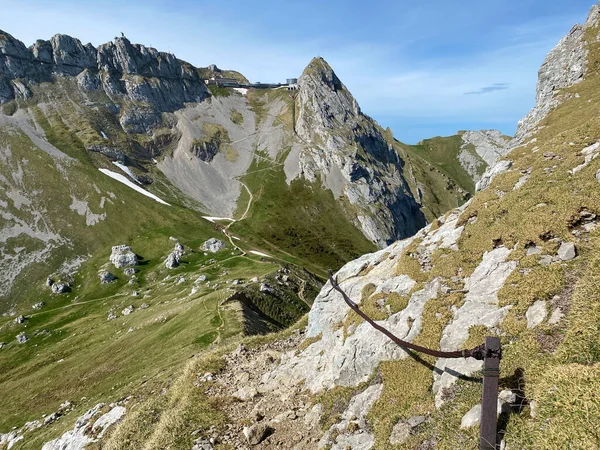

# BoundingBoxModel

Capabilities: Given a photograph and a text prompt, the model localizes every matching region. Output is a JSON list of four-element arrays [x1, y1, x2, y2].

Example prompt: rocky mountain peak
[[515, 1, 600, 140], [296, 56, 361, 142]]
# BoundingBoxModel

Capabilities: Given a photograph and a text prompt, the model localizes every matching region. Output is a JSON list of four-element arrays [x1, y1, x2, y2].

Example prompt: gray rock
[[259, 283, 274, 294], [389, 421, 412, 446], [16, 332, 28, 344], [15, 315, 25, 324], [294, 57, 425, 247], [99, 271, 116, 284], [139, 303, 149, 309], [242, 422, 272, 446], [526, 245, 541, 256], [192, 438, 213, 450], [515, 3, 600, 140], [123, 267, 139, 276], [0, 342, 6, 349], [459, 130, 511, 182], [46, 277, 54, 287], [526, 300, 548, 328], [121, 305, 134, 316], [476, 159, 513, 191], [41, 404, 126, 450], [51, 282, 69, 294], [304, 404, 323, 429], [540, 255, 553, 266], [460, 404, 481, 428], [407, 415, 426, 428], [107, 311, 117, 321], [548, 307, 564, 325], [557, 242, 577, 261], [110, 245, 138, 268], [201, 238, 226, 253], [233, 385, 258, 401], [165, 252, 181, 269], [32, 302, 45, 310]]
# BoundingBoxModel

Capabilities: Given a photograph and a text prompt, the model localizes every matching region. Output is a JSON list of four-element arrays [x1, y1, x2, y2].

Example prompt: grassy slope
[[0, 87, 323, 445], [229, 149, 376, 277], [360, 25, 600, 449], [409, 133, 481, 193], [395, 139, 470, 222]]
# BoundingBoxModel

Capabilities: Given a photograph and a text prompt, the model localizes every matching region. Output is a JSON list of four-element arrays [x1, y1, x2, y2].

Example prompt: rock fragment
[[557, 242, 576, 261]]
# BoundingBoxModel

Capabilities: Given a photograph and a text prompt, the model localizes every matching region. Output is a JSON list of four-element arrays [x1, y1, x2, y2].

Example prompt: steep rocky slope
[[88, 3, 600, 450]]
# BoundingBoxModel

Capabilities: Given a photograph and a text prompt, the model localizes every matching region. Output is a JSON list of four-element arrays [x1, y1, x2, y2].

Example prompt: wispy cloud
[[464, 83, 510, 95]]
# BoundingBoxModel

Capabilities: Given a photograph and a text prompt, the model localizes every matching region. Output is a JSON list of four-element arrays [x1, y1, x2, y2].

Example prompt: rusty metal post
[[480, 336, 501, 450]]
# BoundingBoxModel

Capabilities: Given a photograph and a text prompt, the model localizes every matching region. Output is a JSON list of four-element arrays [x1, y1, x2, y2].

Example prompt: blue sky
[[0, 0, 595, 142]]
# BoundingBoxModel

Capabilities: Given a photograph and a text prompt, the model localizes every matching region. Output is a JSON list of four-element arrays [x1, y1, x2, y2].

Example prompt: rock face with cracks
[[292, 57, 426, 246]]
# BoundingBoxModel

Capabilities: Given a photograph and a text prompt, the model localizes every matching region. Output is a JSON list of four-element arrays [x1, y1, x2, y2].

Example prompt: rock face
[[0, 30, 208, 132], [41, 404, 125, 450], [110, 245, 138, 268], [515, 4, 600, 140], [292, 57, 426, 246], [201, 238, 226, 253], [458, 130, 511, 182], [476, 159, 513, 192]]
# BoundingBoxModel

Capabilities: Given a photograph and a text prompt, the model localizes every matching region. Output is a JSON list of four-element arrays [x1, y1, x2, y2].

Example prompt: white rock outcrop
[[110, 245, 138, 268], [41, 404, 125, 450]]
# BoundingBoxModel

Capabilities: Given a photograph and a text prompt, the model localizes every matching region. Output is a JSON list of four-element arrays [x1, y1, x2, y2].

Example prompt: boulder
[[242, 422, 272, 446], [99, 271, 116, 284], [32, 302, 45, 310], [557, 242, 576, 261], [165, 243, 184, 269], [107, 311, 117, 321], [259, 283, 274, 294], [51, 282, 69, 294], [0, 342, 6, 349], [110, 245, 138, 268], [16, 332, 28, 344], [121, 305, 134, 316], [15, 315, 25, 324], [201, 238, 226, 253], [123, 268, 139, 276], [526, 300, 547, 328]]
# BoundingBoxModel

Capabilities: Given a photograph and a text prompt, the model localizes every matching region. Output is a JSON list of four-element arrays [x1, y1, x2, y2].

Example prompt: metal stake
[[480, 336, 501, 450]]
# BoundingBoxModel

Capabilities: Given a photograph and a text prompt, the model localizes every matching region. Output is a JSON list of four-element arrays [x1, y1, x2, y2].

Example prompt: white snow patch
[[202, 216, 235, 223], [233, 88, 248, 95], [112, 162, 141, 184], [249, 250, 271, 258], [99, 169, 170, 205], [100, 131, 109, 140]]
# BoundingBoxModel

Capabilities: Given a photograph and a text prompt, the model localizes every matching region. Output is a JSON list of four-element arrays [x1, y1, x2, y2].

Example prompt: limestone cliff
[[291, 57, 426, 246], [515, 3, 600, 141]]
